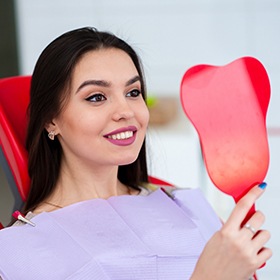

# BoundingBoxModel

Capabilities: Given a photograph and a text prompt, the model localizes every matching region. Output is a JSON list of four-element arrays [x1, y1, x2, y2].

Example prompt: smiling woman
[[0, 27, 271, 280], [24, 28, 150, 211]]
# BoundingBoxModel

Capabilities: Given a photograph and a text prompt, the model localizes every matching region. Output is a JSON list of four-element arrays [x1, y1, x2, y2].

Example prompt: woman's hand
[[191, 183, 272, 280]]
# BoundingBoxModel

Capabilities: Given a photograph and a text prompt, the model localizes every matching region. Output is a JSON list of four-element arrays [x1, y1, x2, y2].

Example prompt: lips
[[104, 126, 137, 146]]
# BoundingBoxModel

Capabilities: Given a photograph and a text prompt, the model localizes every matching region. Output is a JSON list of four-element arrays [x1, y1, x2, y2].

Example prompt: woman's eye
[[126, 89, 141, 98], [85, 93, 106, 102]]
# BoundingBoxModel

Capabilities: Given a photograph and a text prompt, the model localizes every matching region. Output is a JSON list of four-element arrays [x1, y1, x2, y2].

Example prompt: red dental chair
[[0, 76, 31, 228]]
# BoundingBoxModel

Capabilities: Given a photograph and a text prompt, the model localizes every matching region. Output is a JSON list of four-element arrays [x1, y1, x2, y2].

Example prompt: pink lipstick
[[104, 126, 137, 146]]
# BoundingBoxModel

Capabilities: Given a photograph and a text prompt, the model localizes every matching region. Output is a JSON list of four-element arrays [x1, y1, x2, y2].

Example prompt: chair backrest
[[0, 76, 31, 213]]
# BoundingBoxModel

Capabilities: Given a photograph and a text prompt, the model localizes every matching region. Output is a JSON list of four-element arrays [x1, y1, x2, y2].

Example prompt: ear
[[45, 120, 60, 141], [45, 120, 59, 135]]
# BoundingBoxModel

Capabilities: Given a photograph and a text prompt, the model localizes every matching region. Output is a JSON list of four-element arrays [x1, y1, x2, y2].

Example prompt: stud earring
[[48, 131, 55, 140]]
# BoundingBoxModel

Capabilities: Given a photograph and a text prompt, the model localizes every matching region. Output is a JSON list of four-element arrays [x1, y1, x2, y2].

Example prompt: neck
[[41, 159, 132, 210]]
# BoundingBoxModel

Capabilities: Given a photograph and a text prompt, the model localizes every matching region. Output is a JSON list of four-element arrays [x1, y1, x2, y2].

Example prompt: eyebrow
[[75, 75, 141, 94], [125, 75, 141, 86]]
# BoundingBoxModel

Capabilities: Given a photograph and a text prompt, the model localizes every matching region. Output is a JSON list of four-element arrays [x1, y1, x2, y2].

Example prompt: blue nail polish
[[258, 182, 267, 189]]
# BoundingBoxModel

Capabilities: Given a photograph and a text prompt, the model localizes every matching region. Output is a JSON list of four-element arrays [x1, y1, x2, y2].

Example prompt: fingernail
[[258, 182, 267, 189]]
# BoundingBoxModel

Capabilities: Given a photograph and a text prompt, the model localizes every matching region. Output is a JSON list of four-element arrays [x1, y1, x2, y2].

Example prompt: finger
[[226, 183, 267, 228], [242, 211, 265, 237], [243, 223, 258, 236], [252, 230, 271, 249], [256, 247, 273, 266]]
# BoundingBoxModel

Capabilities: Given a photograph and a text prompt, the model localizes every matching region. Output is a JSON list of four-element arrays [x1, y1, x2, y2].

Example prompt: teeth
[[108, 131, 133, 140]]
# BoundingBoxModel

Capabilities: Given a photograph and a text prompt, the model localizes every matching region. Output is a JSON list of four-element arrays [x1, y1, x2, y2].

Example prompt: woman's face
[[51, 48, 149, 168]]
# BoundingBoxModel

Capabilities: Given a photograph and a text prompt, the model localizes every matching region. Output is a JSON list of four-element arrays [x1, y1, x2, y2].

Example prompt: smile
[[107, 131, 133, 140], [104, 126, 137, 146]]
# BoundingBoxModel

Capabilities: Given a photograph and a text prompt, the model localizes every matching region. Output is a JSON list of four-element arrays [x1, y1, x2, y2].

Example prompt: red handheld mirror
[[180, 57, 270, 223]]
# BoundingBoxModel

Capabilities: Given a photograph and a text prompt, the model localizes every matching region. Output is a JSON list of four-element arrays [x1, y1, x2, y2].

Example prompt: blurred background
[[0, 0, 279, 278]]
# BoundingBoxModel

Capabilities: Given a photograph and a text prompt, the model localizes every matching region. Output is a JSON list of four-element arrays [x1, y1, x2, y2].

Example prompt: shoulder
[[140, 183, 222, 239], [140, 182, 203, 202], [139, 182, 180, 197]]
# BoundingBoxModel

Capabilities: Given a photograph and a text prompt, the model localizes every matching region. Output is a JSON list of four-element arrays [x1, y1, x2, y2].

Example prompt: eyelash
[[85, 89, 142, 102], [126, 89, 141, 98], [85, 93, 106, 102]]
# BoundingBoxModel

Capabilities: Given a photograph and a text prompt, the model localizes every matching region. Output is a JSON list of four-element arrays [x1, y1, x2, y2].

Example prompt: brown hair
[[24, 27, 148, 213]]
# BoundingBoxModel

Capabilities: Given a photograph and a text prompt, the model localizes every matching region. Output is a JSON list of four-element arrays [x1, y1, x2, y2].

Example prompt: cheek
[[139, 105, 150, 128], [57, 111, 98, 137], [75, 114, 106, 137]]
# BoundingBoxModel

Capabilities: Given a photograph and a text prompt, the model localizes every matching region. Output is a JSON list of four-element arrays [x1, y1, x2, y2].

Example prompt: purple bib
[[0, 188, 221, 279]]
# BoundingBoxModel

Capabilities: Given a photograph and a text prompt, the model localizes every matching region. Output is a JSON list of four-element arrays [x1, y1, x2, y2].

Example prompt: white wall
[[8, 0, 280, 278]]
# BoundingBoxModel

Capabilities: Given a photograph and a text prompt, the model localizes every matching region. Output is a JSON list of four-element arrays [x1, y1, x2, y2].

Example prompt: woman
[[0, 27, 271, 279]]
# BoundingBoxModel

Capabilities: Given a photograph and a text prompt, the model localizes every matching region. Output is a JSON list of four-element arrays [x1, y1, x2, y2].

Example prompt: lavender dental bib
[[0, 188, 221, 279]]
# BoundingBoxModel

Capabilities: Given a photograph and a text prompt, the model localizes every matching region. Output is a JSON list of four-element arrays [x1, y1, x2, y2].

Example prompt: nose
[[112, 97, 135, 121]]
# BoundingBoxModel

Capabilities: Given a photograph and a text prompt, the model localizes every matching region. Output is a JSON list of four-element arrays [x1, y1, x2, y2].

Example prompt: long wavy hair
[[24, 27, 149, 213]]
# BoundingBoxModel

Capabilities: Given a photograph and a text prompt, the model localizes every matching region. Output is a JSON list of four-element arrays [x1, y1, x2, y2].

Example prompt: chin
[[117, 155, 138, 166]]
